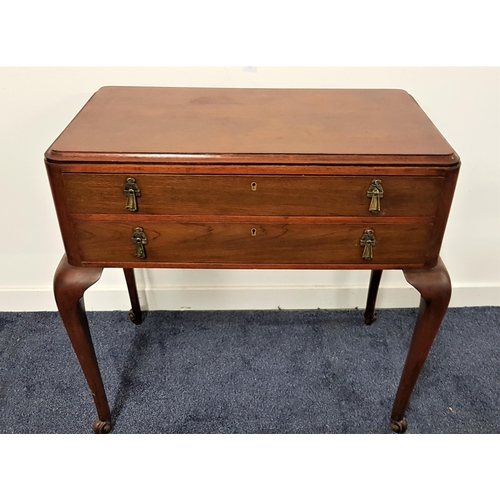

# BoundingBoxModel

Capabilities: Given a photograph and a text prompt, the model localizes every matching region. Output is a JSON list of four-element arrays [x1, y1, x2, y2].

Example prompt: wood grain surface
[[63, 174, 444, 217], [74, 221, 433, 266], [45, 86, 461, 433], [45, 87, 458, 165]]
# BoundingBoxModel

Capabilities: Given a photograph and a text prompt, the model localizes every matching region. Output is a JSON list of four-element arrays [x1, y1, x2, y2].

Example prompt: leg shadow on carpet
[[0, 307, 499, 433]]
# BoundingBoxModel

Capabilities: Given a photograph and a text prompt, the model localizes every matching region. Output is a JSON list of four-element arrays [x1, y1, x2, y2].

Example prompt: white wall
[[1, 66, 499, 311]]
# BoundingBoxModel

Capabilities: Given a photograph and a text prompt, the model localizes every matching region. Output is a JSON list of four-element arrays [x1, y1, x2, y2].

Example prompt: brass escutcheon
[[251, 228, 257, 236], [360, 229, 376, 260], [251, 182, 257, 191], [367, 179, 383, 214], [131, 227, 147, 259], [124, 177, 141, 212]]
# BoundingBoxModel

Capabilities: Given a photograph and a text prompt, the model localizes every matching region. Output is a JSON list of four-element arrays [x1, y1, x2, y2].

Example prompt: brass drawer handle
[[124, 177, 141, 212], [360, 229, 376, 260], [131, 227, 147, 259], [367, 179, 383, 213]]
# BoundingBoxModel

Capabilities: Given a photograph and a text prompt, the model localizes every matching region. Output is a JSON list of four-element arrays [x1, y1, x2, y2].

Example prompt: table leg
[[53, 254, 111, 433], [390, 257, 451, 433], [364, 270, 383, 325], [123, 268, 143, 325]]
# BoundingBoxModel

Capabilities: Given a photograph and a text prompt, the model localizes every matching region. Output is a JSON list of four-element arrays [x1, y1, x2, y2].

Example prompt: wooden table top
[[46, 87, 458, 166]]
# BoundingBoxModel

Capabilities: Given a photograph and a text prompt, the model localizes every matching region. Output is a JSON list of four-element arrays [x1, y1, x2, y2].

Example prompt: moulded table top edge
[[44, 151, 461, 166], [45, 87, 458, 166]]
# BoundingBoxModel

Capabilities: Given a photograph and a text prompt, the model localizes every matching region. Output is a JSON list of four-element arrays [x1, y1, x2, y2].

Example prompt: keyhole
[[251, 182, 257, 191], [251, 228, 257, 236]]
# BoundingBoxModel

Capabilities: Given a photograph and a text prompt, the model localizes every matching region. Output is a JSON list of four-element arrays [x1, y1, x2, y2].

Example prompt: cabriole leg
[[390, 257, 451, 433], [53, 254, 111, 433], [123, 268, 143, 325], [364, 269, 383, 325]]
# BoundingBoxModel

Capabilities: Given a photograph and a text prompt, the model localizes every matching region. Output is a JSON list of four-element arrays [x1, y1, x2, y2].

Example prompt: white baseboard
[[1, 285, 498, 312]]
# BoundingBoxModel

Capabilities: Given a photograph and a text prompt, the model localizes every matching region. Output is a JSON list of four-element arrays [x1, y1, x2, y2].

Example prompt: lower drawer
[[74, 221, 433, 266]]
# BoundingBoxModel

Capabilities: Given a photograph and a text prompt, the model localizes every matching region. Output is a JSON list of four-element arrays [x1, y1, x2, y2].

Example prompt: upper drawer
[[62, 174, 444, 217]]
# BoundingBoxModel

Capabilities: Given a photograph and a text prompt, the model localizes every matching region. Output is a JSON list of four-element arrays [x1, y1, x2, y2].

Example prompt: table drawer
[[63, 174, 443, 217], [74, 221, 433, 265]]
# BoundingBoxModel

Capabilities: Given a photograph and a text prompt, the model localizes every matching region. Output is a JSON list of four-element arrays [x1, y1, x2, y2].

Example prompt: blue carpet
[[0, 307, 499, 433]]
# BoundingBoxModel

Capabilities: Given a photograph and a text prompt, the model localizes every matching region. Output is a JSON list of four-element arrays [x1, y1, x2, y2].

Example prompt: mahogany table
[[45, 87, 460, 433]]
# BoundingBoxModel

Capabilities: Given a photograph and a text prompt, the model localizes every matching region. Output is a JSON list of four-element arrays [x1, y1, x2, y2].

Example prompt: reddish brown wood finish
[[62, 174, 444, 217], [45, 87, 457, 166], [45, 163, 81, 264], [45, 87, 460, 433], [52, 162, 458, 175], [123, 268, 143, 325], [390, 258, 452, 432], [364, 270, 383, 325], [73, 220, 433, 266], [53, 255, 111, 433], [425, 166, 461, 267]]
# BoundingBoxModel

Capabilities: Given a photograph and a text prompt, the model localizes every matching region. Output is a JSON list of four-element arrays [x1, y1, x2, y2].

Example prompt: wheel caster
[[93, 419, 112, 434], [390, 417, 408, 434], [128, 309, 143, 325]]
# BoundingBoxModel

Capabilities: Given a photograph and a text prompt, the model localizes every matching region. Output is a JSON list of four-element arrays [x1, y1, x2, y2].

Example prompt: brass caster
[[93, 419, 112, 434], [390, 417, 408, 434], [128, 309, 143, 325]]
